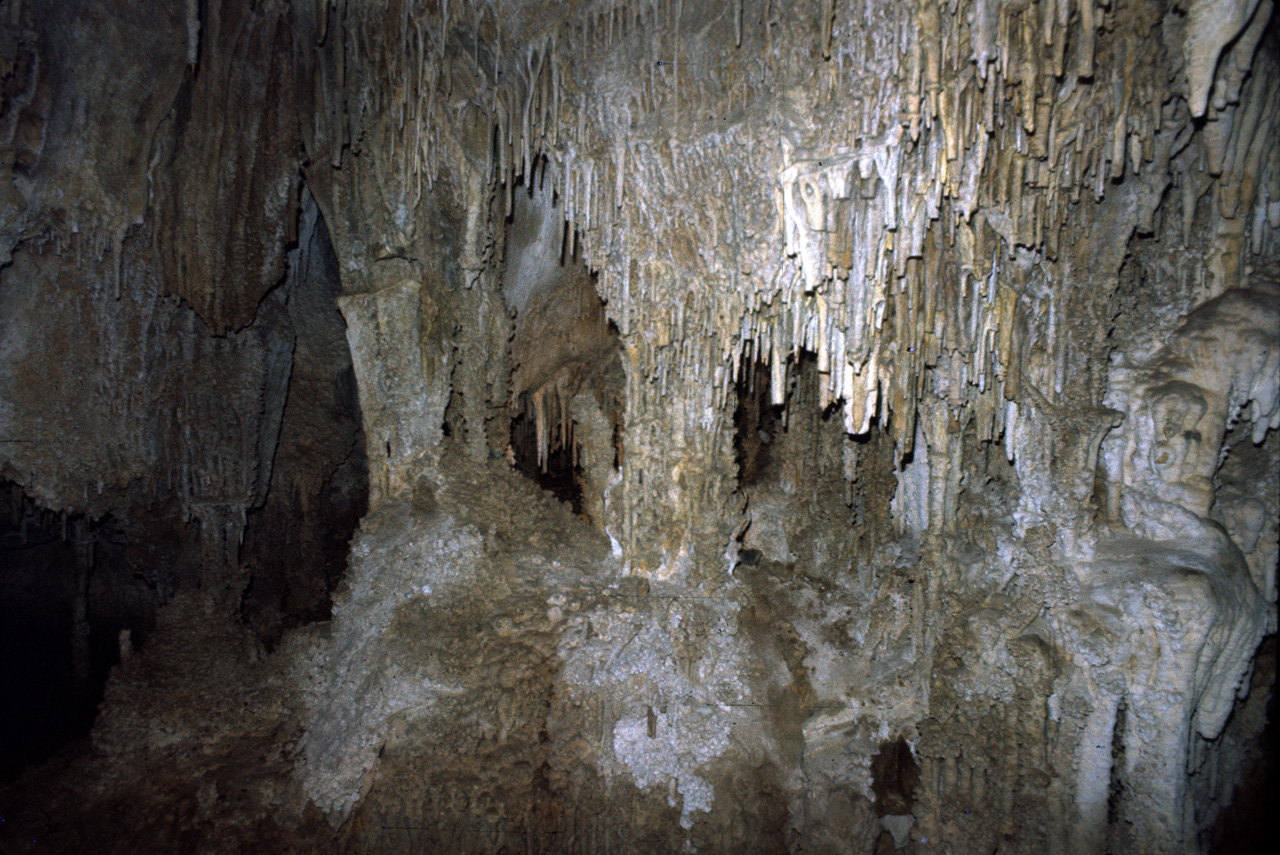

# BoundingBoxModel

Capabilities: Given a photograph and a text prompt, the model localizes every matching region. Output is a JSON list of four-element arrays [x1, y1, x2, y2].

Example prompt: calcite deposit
[[1, 0, 1277, 853]]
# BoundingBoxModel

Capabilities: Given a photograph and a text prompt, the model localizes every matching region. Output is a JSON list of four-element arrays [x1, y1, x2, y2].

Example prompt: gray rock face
[[0, 1, 1277, 853]]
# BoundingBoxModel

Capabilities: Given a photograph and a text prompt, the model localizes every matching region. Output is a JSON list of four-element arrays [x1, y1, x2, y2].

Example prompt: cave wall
[[0, 0, 1277, 853], [0, 0, 368, 753]]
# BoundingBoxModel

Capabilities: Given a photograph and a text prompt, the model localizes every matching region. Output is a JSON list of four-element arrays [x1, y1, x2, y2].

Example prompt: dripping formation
[[0, 1, 1277, 853]]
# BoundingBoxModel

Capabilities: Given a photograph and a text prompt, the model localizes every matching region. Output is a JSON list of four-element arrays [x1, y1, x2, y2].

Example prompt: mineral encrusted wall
[[0, 0, 1277, 853]]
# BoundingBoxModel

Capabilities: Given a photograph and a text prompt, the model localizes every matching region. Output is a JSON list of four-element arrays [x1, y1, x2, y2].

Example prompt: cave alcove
[[501, 167, 623, 524]]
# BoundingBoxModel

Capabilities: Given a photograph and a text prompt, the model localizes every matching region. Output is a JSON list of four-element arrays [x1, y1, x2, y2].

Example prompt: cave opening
[[733, 349, 860, 574], [734, 349, 844, 490], [508, 404, 584, 514]]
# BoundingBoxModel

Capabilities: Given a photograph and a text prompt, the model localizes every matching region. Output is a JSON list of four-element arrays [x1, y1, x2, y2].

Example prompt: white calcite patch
[[612, 708, 731, 829]]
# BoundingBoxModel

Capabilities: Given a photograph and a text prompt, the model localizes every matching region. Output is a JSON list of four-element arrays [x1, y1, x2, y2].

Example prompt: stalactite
[[185, 0, 201, 68]]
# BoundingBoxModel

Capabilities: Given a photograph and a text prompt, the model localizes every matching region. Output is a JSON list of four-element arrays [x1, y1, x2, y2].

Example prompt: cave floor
[[0, 454, 840, 853]]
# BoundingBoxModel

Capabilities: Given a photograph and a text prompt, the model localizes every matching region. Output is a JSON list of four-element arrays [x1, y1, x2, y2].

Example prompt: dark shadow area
[[508, 406, 584, 514], [0, 482, 161, 779], [871, 735, 919, 816], [734, 357, 784, 488], [734, 350, 841, 489], [870, 735, 920, 852], [238, 187, 369, 650], [1209, 634, 1278, 854]]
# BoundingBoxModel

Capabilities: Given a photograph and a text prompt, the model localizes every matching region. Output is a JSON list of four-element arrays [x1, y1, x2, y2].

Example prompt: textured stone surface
[[0, 0, 1277, 853]]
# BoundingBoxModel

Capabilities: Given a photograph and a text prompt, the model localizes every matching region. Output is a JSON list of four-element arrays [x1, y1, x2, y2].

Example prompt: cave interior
[[0, 0, 1278, 852]]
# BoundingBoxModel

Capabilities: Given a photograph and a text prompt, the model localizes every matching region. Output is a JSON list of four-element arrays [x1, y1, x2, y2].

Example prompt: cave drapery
[[1, 0, 1278, 852]]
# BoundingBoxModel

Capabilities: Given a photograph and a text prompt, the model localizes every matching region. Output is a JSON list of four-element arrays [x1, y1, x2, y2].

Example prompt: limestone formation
[[0, 1, 1277, 853]]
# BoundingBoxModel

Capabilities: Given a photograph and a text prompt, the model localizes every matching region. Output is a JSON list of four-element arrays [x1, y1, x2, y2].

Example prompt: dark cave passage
[[733, 357, 784, 488], [0, 184, 371, 771], [0, 483, 160, 778], [237, 186, 369, 649]]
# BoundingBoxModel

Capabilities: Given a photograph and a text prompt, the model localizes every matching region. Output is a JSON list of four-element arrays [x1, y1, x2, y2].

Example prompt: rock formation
[[0, 0, 1276, 852]]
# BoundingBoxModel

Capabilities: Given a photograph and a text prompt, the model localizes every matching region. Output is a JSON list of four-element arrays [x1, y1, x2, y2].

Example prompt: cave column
[[458, 284, 509, 464], [339, 278, 450, 506], [455, 168, 511, 465], [1068, 673, 1122, 855], [570, 391, 614, 531], [613, 339, 741, 582]]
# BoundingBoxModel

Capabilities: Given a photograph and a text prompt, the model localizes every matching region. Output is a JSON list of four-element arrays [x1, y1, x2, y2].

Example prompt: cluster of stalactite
[[290, 1, 1278, 848], [299, 0, 1276, 566], [11, 0, 1272, 574], [6, 0, 1274, 491]]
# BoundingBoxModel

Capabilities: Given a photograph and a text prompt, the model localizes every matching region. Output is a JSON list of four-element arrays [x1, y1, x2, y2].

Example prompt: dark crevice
[[871, 735, 920, 816], [1107, 697, 1128, 836], [734, 351, 831, 488], [508, 406, 584, 514], [734, 358, 783, 488], [236, 185, 368, 649], [1208, 635, 1278, 854]]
